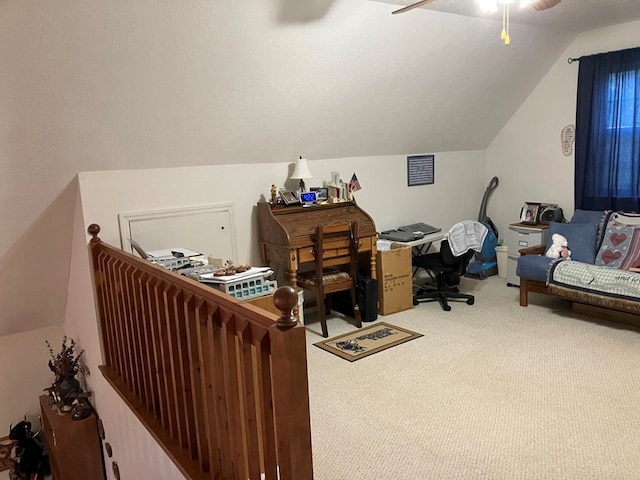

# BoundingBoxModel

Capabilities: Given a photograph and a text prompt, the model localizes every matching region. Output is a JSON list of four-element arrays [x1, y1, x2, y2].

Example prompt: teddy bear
[[546, 233, 571, 260]]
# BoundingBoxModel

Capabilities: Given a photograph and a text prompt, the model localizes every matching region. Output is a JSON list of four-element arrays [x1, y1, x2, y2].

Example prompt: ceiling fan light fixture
[[476, 0, 531, 12], [476, 0, 498, 13], [397, 0, 561, 45], [476, 0, 527, 45]]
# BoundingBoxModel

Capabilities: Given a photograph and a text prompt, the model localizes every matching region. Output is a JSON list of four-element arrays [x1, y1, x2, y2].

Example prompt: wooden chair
[[297, 221, 363, 338]]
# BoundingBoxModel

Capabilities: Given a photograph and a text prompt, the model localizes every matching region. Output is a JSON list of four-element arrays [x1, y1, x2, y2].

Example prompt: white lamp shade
[[291, 158, 313, 180]]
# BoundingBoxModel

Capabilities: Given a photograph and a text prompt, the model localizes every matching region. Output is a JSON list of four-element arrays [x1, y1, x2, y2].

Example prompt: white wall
[[0, 325, 63, 429], [486, 20, 640, 243], [78, 152, 485, 264]]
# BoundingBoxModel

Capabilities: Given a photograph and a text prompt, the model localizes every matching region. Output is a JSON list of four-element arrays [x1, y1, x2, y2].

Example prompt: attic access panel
[[407, 154, 434, 186], [118, 203, 237, 262]]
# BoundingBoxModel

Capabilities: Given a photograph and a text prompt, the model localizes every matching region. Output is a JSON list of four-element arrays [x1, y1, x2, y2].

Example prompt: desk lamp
[[291, 156, 313, 192]]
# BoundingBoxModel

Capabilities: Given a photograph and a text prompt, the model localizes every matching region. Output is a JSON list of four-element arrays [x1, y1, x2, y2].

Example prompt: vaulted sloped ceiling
[[138, 1, 569, 166], [4, 0, 579, 173]]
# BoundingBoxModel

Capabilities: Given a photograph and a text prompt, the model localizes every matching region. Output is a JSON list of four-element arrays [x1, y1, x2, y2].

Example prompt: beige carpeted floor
[[303, 276, 640, 480]]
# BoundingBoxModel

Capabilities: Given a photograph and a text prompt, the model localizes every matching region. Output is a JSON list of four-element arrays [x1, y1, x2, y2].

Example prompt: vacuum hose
[[478, 176, 499, 237]]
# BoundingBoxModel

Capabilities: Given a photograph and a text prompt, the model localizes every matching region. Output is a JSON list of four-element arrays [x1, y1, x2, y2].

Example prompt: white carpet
[[304, 276, 640, 480]]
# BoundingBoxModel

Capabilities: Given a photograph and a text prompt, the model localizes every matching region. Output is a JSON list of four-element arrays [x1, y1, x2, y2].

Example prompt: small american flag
[[349, 173, 362, 192]]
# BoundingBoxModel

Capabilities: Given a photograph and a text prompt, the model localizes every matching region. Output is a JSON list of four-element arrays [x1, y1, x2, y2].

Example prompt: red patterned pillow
[[595, 220, 640, 270]]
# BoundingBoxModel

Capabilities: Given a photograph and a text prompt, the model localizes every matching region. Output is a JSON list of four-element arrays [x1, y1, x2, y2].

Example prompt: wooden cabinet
[[39, 395, 105, 480]]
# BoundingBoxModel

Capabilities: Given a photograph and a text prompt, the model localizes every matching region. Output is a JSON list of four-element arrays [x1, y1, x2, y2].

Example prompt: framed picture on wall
[[407, 154, 435, 186], [521, 202, 541, 224]]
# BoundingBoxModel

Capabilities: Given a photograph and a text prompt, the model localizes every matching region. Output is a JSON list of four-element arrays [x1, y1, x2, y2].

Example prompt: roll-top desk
[[257, 201, 377, 287]]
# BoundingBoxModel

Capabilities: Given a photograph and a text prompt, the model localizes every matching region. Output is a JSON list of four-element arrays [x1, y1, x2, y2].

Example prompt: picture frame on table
[[310, 187, 329, 202], [521, 202, 541, 224], [279, 189, 300, 206]]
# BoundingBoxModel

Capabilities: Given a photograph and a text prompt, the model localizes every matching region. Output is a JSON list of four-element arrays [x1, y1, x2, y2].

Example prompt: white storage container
[[495, 245, 508, 279], [505, 223, 549, 286]]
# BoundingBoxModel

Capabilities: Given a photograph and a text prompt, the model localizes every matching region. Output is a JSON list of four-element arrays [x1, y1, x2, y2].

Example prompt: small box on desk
[[376, 244, 413, 315]]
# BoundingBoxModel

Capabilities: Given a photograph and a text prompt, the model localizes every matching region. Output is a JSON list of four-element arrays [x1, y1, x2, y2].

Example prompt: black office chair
[[412, 238, 476, 311]]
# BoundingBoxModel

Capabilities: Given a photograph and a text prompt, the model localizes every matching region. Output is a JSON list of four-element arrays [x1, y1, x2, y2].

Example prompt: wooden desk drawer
[[298, 242, 370, 264], [298, 247, 316, 263]]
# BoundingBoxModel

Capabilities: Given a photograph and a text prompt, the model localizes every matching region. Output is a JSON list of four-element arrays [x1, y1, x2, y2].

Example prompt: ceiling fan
[[391, 0, 561, 45], [391, 0, 561, 16]]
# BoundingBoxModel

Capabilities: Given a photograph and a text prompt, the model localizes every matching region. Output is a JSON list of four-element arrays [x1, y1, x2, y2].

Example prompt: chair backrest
[[440, 239, 476, 275], [314, 221, 359, 277]]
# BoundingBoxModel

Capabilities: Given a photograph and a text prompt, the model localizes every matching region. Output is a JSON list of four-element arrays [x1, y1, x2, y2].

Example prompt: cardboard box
[[376, 244, 413, 315]]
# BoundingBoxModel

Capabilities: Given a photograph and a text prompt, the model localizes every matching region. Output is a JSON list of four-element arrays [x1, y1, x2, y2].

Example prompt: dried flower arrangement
[[45, 336, 84, 380]]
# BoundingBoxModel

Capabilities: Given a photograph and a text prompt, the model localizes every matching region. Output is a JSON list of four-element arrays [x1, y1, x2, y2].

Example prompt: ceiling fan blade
[[532, 0, 561, 11], [391, 0, 435, 15]]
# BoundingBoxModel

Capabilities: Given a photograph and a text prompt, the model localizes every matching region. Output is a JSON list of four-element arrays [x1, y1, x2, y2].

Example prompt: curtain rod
[[568, 46, 640, 64]]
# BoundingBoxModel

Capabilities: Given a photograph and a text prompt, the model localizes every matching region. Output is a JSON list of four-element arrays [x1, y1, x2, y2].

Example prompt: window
[[575, 47, 640, 211]]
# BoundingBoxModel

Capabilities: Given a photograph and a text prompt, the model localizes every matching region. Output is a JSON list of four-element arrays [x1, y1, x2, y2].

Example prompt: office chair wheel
[[443, 304, 451, 312], [467, 298, 474, 305], [413, 298, 419, 306]]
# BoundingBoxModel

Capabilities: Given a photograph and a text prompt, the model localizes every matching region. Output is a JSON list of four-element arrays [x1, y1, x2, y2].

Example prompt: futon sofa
[[516, 209, 640, 326]]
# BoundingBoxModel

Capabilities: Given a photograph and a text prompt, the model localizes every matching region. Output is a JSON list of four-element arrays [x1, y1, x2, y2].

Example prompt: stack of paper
[[198, 267, 273, 284]]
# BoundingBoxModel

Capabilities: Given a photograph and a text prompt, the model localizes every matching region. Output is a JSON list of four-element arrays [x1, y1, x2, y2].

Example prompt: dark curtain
[[575, 46, 640, 211]]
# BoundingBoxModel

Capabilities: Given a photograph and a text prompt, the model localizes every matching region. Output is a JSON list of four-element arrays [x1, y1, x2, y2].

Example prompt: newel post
[[269, 285, 314, 479], [272, 286, 298, 329], [88, 223, 101, 242]]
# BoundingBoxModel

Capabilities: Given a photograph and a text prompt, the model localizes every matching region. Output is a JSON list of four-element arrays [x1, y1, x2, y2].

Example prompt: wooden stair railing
[[87, 224, 313, 480]]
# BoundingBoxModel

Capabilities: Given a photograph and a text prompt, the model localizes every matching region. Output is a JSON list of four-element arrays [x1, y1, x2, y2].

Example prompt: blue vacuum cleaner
[[466, 177, 499, 279]]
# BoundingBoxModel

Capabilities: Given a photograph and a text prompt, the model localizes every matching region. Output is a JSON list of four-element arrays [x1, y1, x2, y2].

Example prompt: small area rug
[[314, 322, 423, 362]]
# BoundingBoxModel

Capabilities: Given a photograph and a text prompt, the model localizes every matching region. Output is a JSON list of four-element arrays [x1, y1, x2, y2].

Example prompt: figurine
[[270, 184, 278, 205]]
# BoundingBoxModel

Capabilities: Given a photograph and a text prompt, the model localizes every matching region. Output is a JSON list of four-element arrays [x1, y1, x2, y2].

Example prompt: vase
[[58, 376, 80, 402]]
